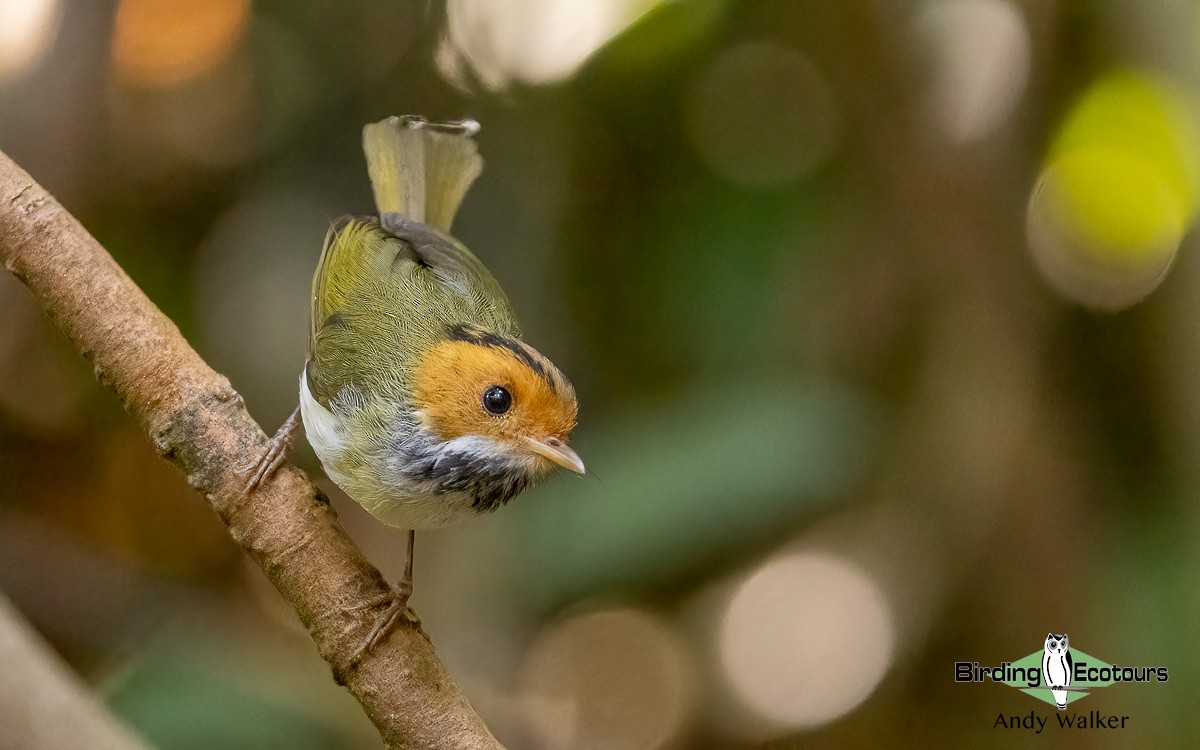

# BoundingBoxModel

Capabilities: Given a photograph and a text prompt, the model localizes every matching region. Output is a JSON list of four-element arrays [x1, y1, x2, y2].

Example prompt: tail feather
[[362, 116, 482, 232]]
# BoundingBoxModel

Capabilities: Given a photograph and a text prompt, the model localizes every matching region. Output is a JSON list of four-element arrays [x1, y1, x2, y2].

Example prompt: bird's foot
[[244, 405, 301, 493], [350, 581, 419, 664]]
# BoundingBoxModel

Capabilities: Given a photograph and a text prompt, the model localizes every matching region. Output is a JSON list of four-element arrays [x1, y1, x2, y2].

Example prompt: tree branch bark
[[0, 149, 504, 750]]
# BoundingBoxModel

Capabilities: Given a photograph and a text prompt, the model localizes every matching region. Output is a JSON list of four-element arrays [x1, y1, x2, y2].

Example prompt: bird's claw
[[350, 583, 419, 664], [244, 405, 301, 494], [244, 442, 287, 493]]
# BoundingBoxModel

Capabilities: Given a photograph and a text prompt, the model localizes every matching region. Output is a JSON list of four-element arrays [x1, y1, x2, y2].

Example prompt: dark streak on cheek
[[398, 440, 529, 513]]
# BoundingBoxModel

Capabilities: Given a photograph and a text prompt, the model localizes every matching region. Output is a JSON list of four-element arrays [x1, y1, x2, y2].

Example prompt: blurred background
[[1, 0, 1198, 747]]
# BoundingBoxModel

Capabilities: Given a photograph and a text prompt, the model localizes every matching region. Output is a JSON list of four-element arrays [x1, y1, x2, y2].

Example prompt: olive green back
[[306, 217, 520, 409]]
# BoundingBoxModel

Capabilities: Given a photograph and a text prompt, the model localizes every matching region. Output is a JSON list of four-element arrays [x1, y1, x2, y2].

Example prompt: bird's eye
[[482, 385, 512, 415]]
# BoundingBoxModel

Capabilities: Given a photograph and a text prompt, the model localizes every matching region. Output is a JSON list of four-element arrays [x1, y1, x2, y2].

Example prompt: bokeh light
[[112, 0, 250, 87], [915, 0, 1030, 143], [517, 608, 691, 750], [0, 0, 62, 81], [1027, 70, 1200, 309], [684, 41, 838, 188], [107, 55, 257, 172], [440, 0, 659, 90], [193, 184, 321, 415], [719, 553, 893, 732]]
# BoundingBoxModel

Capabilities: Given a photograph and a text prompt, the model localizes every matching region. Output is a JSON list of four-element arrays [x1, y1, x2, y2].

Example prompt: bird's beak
[[524, 436, 585, 474]]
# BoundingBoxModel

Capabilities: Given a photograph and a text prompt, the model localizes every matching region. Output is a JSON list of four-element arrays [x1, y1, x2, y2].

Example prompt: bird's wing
[[306, 216, 519, 411], [380, 212, 516, 325]]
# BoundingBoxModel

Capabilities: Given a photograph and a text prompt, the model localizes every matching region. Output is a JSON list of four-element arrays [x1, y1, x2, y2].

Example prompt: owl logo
[[1042, 633, 1072, 709]]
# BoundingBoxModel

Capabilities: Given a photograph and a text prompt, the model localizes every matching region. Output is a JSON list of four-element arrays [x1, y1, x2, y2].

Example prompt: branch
[[0, 149, 504, 750], [0, 592, 150, 750]]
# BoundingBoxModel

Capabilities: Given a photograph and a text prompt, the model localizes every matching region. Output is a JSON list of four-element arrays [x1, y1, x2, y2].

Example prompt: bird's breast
[[299, 370, 531, 529]]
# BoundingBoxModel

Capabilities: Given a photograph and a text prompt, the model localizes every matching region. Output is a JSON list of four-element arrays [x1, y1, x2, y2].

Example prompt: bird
[[246, 115, 583, 656]]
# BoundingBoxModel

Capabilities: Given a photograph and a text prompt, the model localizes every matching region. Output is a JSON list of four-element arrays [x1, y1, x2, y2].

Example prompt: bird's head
[[411, 324, 582, 479]]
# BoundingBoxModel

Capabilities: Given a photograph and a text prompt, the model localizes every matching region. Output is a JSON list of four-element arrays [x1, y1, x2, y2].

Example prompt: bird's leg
[[352, 530, 418, 663], [244, 405, 302, 493]]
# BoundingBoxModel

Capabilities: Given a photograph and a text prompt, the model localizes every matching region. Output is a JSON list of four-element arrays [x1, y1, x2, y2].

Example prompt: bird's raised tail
[[362, 115, 483, 233]]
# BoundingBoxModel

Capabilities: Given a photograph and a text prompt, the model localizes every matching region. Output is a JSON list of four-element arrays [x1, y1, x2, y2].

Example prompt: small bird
[[248, 116, 583, 654]]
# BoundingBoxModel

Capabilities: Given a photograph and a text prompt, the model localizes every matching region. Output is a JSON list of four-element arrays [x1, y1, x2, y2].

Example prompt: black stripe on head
[[446, 323, 558, 392]]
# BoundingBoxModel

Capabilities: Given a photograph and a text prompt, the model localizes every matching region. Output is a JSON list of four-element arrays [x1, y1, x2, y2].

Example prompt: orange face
[[411, 333, 579, 471]]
